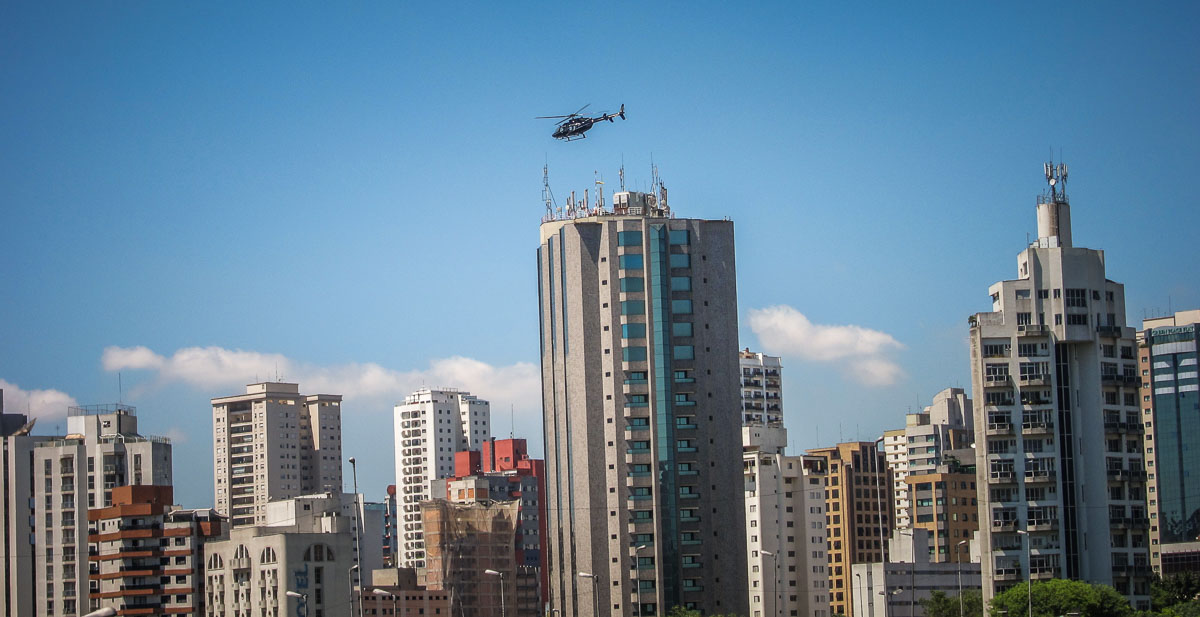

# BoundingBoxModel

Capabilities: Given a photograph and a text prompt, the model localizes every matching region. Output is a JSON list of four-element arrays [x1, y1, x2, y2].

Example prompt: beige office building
[[741, 350, 784, 427], [393, 387, 490, 568], [211, 382, 343, 527], [969, 164, 1149, 607], [806, 442, 892, 617], [538, 189, 749, 617]]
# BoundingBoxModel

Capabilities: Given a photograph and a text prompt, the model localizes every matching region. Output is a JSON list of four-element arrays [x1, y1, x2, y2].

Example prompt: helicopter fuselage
[[552, 117, 596, 140]]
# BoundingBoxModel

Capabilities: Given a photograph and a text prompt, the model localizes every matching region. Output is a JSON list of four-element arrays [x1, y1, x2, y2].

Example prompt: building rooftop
[[68, 403, 135, 417]]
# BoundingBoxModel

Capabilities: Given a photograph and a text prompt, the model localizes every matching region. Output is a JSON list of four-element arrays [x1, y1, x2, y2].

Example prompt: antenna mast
[[594, 171, 605, 214], [542, 164, 555, 221]]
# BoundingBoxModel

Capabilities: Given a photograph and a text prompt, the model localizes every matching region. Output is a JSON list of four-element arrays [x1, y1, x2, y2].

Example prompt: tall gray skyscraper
[[538, 189, 748, 617], [969, 163, 1149, 608]]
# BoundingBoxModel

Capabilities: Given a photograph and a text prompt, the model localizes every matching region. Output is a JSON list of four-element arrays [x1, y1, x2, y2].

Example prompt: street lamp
[[1015, 530, 1031, 617], [286, 591, 309, 617], [956, 540, 969, 617], [762, 550, 780, 617], [350, 457, 365, 617], [348, 564, 360, 617], [578, 571, 601, 617], [856, 572, 867, 617], [485, 569, 507, 617], [634, 544, 651, 617], [373, 589, 397, 616]]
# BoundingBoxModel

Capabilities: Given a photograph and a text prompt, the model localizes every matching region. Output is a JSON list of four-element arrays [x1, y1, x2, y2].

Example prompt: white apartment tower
[[969, 163, 1150, 608], [392, 387, 490, 568], [741, 350, 784, 427], [883, 388, 973, 529], [744, 430, 829, 617], [33, 404, 172, 617], [211, 382, 343, 527], [539, 189, 749, 617]]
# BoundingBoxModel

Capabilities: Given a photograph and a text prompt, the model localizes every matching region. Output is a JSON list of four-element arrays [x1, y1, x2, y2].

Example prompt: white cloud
[[0, 379, 78, 421], [748, 305, 905, 386], [101, 345, 541, 415]]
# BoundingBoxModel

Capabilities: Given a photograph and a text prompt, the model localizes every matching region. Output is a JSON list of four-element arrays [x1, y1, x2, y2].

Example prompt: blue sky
[[2, 3, 1197, 507]]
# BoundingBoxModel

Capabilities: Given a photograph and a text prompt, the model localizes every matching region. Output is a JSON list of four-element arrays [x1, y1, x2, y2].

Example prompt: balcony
[[1025, 470, 1056, 484], [1097, 325, 1123, 337], [1020, 374, 1052, 386], [987, 422, 1015, 436], [985, 375, 1011, 387], [994, 568, 1021, 581], [992, 520, 1018, 532], [989, 471, 1016, 484], [1028, 520, 1058, 532], [1022, 421, 1053, 435], [1031, 567, 1056, 580]]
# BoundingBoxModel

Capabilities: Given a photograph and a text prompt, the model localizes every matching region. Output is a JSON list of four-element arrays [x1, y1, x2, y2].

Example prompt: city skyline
[[3, 4, 1199, 508]]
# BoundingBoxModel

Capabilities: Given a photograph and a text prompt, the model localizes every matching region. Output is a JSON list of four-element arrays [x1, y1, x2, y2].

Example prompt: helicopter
[[536, 104, 625, 141]]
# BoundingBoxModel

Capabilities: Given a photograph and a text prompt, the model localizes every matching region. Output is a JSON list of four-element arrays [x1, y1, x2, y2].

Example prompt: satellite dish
[[1049, 178, 1056, 186]]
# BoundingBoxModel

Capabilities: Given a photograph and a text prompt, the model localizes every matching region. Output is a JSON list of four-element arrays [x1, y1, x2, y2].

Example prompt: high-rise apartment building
[[1138, 310, 1200, 574], [538, 189, 749, 617], [883, 388, 973, 530], [392, 387, 490, 568], [0, 396, 41, 617], [87, 485, 223, 616], [744, 430, 829, 617], [741, 350, 783, 427], [34, 404, 173, 617], [806, 442, 892, 617], [211, 382, 343, 527], [969, 164, 1149, 607], [902, 463, 978, 563]]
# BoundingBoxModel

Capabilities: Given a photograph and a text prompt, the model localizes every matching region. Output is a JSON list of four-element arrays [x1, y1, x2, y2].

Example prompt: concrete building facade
[[87, 485, 223, 616], [741, 350, 783, 427], [806, 442, 891, 617], [419, 500, 520, 617], [538, 190, 749, 617], [744, 424, 829, 617], [883, 388, 973, 531], [902, 465, 978, 563], [392, 387, 491, 568], [0, 401, 42, 617], [968, 166, 1150, 607], [211, 382, 343, 528], [34, 404, 172, 617], [1138, 310, 1200, 573], [849, 529, 981, 617]]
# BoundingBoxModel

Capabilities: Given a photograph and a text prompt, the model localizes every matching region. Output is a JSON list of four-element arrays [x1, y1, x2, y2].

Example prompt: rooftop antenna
[[118, 372, 123, 404], [510, 404, 515, 439], [619, 156, 626, 191], [542, 163, 555, 221], [594, 171, 605, 214]]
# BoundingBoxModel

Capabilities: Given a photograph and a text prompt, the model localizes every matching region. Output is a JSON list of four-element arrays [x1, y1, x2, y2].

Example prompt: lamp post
[[373, 589, 398, 616], [762, 550, 780, 617], [955, 540, 969, 617], [286, 591, 309, 617], [348, 565, 360, 617], [485, 569, 507, 617], [350, 457, 365, 617], [1015, 530, 1031, 617], [578, 572, 600, 617], [856, 572, 867, 617], [634, 544, 651, 617]]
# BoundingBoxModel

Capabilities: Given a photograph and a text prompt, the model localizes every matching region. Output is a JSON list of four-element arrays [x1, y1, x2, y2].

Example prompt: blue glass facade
[[1148, 326, 1200, 544]]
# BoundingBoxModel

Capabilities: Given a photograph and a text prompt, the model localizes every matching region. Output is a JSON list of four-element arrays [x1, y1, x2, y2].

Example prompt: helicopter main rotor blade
[[535, 114, 573, 119]]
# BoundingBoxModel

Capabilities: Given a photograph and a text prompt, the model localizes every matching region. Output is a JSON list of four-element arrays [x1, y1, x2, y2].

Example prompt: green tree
[[921, 590, 984, 617], [990, 579, 1133, 617], [1153, 573, 1200, 612]]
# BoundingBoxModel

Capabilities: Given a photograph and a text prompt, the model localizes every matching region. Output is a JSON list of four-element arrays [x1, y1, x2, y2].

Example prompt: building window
[[672, 300, 693, 314], [674, 346, 695, 360], [618, 231, 643, 246], [623, 347, 648, 362], [672, 322, 693, 337], [622, 301, 646, 315], [671, 276, 692, 291], [620, 277, 645, 292], [669, 230, 690, 245], [619, 254, 644, 269], [670, 254, 690, 268], [622, 323, 647, 339]]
